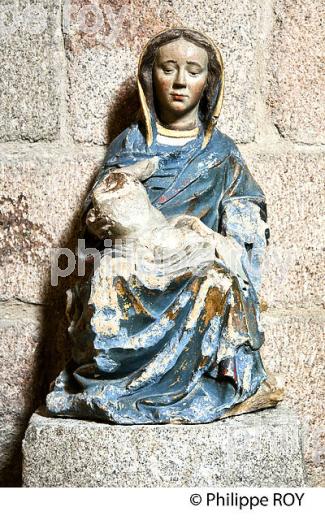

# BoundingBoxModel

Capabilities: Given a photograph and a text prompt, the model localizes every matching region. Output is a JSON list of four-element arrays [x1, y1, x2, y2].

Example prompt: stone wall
[[0, 0, 324, 486]]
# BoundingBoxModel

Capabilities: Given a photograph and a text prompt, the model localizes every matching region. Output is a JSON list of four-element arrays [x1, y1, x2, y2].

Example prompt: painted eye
[[163, 69, 174, 74]]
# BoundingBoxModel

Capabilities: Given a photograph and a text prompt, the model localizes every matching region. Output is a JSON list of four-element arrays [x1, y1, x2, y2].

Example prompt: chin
[[168, 104, 189, 114]]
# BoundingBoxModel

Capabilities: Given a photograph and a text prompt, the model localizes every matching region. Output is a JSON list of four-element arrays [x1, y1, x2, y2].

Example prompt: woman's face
[[153, 38, 208, 124]]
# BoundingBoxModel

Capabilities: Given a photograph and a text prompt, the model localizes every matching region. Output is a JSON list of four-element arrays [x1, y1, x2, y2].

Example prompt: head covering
[[137, 28, 224, 149]]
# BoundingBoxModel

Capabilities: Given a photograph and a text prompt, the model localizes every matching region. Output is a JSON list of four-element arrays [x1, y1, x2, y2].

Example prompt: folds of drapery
[[219, 156, 269, 295], [46, 124, 269, 424]]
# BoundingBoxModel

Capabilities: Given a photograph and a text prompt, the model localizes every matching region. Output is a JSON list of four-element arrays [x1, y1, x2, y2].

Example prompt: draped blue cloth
[[46, 122, 269, 424]]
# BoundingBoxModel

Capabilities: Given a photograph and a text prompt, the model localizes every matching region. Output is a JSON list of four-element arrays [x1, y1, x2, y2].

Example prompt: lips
[[170, 93, 188, 101]]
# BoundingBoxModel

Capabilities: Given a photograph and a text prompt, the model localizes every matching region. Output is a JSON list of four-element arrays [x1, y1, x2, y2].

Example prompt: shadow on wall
[[105, 79, 140, 143], [2, 81, 139, 487]]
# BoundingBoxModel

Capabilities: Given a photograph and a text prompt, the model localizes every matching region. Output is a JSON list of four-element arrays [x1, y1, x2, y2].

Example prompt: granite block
[[22, 406, 305, 487]]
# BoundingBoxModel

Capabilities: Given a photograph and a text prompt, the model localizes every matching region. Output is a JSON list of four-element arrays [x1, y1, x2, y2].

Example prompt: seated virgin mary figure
[[46, 28, 282, 424]]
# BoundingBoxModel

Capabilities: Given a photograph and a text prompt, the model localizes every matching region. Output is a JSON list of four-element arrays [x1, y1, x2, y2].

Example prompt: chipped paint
[[47, 30, 270, 424]]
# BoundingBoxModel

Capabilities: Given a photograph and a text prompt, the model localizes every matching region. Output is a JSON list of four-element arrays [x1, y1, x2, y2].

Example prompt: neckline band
[[156, 122, 200, 138]]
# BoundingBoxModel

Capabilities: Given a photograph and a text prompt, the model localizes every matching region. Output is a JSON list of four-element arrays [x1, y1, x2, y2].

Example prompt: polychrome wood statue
[[47, 28, 282, 424]]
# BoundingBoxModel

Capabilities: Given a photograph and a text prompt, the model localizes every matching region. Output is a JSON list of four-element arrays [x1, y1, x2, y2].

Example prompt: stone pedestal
[[22, 405, 305, 487]]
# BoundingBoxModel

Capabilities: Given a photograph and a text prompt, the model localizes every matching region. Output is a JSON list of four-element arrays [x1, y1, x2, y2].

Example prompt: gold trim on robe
[[156, 122, 199, 138]]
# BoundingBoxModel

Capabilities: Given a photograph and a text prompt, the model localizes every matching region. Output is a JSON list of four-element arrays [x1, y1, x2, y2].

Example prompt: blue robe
[[46, 122, 269, 424]]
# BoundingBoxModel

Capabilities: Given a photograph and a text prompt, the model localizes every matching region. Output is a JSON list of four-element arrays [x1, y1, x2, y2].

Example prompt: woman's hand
[[172, 215, 247, 281], [173, 215, 215, 237], [214, 233, 248, 281]]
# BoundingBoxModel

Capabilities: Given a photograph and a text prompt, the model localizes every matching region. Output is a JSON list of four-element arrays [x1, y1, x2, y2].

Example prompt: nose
[[173, 67, 186, 89]]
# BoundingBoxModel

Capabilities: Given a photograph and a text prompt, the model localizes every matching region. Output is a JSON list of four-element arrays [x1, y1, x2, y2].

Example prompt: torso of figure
[[143, 125, 200, 205]]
